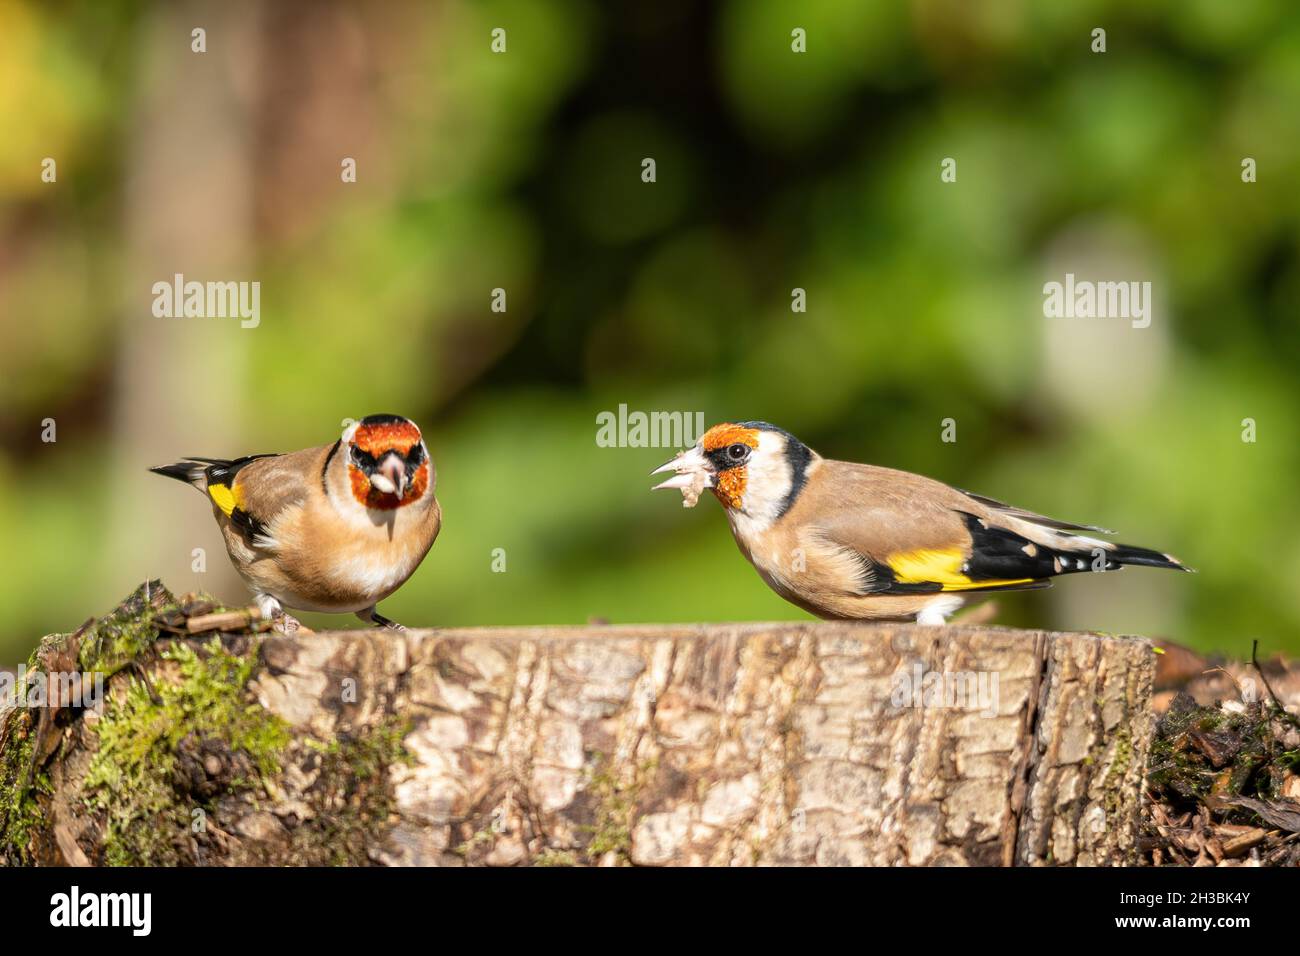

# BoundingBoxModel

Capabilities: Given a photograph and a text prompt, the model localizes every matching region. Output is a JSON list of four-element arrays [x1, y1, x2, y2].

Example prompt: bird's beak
[[371, 455, 408, 497], [650, 445, 714, 491]]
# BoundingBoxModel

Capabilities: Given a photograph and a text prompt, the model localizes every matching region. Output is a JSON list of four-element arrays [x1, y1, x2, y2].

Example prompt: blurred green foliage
[[1, 0, 1297, 662]]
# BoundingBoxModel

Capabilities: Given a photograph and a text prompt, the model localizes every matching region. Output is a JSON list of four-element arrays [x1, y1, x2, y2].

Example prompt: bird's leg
[[357, 606, 405, 631], [254, 593, 282, 620], [254, 593, 302, 634]]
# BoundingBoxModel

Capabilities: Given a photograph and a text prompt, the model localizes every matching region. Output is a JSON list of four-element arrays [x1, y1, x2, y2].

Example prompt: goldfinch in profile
[[151, 414, 440, 628], [652, 421, 1189, 625]]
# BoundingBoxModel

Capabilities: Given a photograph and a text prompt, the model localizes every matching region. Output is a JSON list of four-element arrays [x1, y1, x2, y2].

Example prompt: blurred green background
[[1, 0, 1298, 664]]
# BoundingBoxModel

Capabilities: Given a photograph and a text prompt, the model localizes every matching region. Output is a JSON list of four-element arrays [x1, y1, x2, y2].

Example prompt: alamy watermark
[[152, 273, 260, 328], [891, 662, 999, 718], [50, 886, 151, 936], [0, 666, 104, 711], [596, 405, 705, 448], [1043, 273, 1151, 328]]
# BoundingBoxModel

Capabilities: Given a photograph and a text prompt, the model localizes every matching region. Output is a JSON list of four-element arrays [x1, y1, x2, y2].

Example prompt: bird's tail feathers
[[1105, 542, 1193, 572], [149, 459, 213, 490], [1012, 521, 1193, 575], [1048, 536, 1192, 574]]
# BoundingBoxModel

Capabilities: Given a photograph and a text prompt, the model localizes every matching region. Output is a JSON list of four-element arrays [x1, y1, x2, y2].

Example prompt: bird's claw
[[270, 609, 304, 634]]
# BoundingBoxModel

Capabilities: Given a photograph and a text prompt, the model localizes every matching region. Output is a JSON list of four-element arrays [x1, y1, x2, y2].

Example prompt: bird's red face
[[652, 422, 760, 510], [346, 415, 431, 510], [698, 424, 760, 509]]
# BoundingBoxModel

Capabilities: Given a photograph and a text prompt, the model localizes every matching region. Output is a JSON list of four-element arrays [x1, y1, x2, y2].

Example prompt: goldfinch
[[151, 414, 441, 628], [652, 421, 1190, 625]]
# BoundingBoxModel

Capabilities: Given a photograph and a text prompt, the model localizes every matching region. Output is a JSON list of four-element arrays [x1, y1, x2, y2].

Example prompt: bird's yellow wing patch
[[207, 482, 239, 517], [887, 548, 1033, 591]]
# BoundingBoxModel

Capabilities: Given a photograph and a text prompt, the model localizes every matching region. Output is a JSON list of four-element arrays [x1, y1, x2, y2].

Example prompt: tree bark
[[0, 584, 1155, 866]]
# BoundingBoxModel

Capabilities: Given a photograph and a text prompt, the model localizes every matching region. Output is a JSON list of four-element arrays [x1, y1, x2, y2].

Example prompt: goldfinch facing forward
[[653, 421, 1189, 625], [151, 414, 440, 628]]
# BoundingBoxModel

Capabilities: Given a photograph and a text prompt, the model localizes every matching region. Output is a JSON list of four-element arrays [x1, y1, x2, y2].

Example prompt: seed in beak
[[372, 456, 407, 496], [652, 472, 698, 491], [650, 447, 713, 508]]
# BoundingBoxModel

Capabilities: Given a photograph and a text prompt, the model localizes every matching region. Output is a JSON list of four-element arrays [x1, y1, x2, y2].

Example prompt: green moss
[[1101, 727, 1134, 815], [83, 633, 408, 866], [2, 581, 181, 864], [534, 848, 579, 867], [580, 755, 655, 862], [4, 581, 414, 866], [454, 754, 657, 865], [76, 580, 174, 678], [84, 637, 290, 866], [0, 710, 53, 865], [287, 716, 413, 866], [1144, 692, 1300, 862], [1147, 693, 1284, 804], [455, 823, 502, 858]]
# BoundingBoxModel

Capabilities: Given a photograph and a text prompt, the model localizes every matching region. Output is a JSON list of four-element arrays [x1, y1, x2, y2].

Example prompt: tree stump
[[0, 583, 1156, 866]]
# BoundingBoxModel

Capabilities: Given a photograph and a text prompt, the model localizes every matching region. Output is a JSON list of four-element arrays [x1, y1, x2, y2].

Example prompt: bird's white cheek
[[734, 446, 792, 526]]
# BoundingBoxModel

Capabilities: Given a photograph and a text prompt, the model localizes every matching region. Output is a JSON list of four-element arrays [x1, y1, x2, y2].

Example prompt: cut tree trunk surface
[[0, 582, 1156, 867]]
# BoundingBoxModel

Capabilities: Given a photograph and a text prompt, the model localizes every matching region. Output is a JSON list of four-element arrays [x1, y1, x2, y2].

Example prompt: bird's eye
[[727, 443, 750, 462]]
